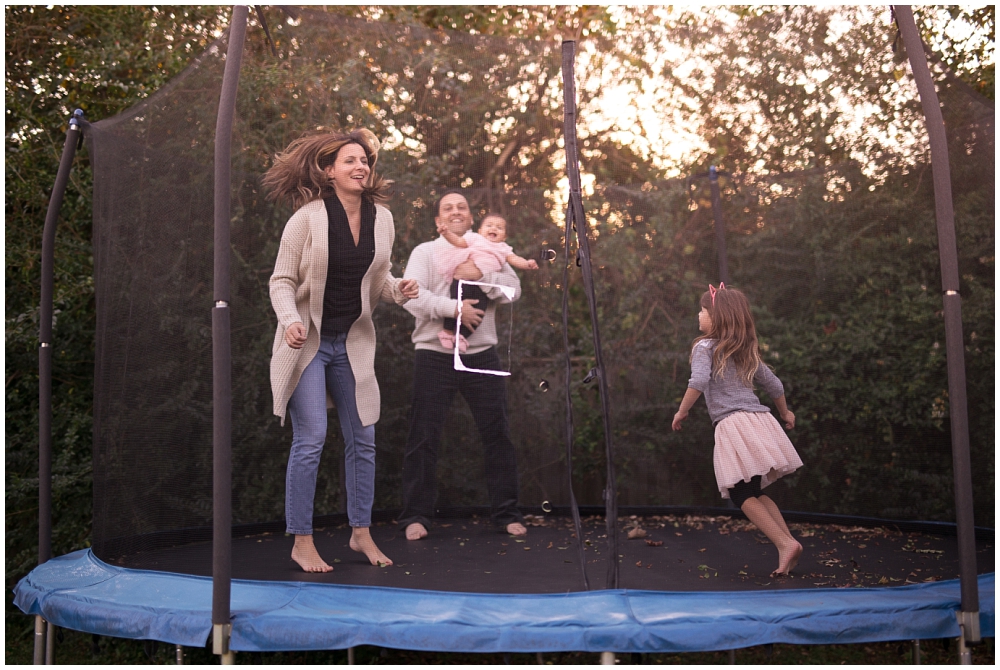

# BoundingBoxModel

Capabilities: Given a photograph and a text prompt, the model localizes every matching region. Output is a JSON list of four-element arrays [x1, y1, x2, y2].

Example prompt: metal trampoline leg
[[600, 651, 615, 664], [347, 647, 355, 665], [45, 621, 55, 664], [536, 652, 544, 664], [912, 639, 921, 665], [33, 616, 46, 665], [729, 649, 736, 664], [957, 633, 970, 665], [176, 644, 185, 665], [213, 623, 233, 664]]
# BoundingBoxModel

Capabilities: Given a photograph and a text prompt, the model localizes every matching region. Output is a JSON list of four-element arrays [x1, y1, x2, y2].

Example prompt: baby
[[436, 213, 538, 352]]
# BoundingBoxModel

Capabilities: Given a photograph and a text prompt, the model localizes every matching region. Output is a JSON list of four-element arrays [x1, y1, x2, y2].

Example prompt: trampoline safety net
[[86, 8, 993, 593]]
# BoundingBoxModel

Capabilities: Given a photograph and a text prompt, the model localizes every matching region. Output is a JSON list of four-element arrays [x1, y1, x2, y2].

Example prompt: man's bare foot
[[291, 534, 333, 573], [773, 539, 803, 576], [506, 522, 527, 537], [405, 522, 428, 541], [349, 527, 393, 566]]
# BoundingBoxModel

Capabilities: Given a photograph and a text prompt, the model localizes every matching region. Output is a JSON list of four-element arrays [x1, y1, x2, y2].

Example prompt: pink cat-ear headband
[[709, 282, 726, 306]]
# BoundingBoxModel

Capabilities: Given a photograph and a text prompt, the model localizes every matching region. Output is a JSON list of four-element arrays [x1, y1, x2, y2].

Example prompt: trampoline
[[16, 6, 994, 663]]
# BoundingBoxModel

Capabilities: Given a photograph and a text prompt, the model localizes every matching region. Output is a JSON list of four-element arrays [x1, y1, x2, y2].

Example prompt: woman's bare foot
[[405, 522, 428, 541], [350, 527, 393, 566], [773, 539, 803, 577], [291, 534, 333, 573], [506, 522, 527, 537]]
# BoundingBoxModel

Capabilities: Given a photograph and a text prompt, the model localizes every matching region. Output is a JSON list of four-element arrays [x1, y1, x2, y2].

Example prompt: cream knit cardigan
[[269, 199, 409, 426]]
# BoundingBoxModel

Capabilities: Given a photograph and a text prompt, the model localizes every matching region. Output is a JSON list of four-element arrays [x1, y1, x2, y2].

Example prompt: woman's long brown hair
[[693, 286, 764, 387], [261, 128, 390, 209]]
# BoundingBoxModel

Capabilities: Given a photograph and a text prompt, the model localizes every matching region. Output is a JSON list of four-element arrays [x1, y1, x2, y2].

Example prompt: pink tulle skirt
[[713, 411, 803, 499]]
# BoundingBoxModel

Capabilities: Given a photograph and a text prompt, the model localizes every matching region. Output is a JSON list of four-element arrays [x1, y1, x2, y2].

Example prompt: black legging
[[442, 280, 492, 337], [728, 475, 763, 508]]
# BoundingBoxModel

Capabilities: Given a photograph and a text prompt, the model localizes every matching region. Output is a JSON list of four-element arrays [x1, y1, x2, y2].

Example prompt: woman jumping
[[264, 129, 419, 572]]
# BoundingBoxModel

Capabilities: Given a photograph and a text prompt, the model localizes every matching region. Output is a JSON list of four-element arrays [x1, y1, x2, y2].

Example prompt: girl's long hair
[[262, 128, 390, 209], [693, 286, 764, 387]]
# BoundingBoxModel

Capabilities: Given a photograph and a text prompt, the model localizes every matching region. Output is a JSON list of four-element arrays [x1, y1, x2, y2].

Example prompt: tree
[[917, 5, 995, 100], [5, 3, 230, 582]]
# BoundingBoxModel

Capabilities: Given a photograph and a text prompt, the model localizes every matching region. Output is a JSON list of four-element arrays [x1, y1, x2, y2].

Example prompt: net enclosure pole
[[561, 146, 590, 593], [562, 40, 620, 589], [708, 166, 730, 285], [35, 108, 85, 665], [893, 5, 980, 651], [213, 5, 248, 663]]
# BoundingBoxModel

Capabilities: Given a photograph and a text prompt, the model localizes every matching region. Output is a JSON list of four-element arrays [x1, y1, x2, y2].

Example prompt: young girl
[[672, 284, 804, 576], [435, 213, 538, 352]]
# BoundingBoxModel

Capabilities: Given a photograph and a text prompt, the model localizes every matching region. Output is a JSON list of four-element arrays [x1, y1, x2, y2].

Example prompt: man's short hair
[[433, 188, 467, 217]]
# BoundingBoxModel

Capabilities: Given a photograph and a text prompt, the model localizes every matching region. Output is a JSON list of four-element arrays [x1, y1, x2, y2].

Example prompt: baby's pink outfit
[[436, 232, 512, 280], [436, 232, 513, 353]]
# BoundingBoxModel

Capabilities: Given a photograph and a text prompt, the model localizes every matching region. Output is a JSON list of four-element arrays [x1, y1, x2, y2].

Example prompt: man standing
[[398, 189, 526, 540]]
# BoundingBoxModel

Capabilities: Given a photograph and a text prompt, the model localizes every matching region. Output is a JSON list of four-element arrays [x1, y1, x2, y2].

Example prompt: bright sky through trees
[[576, 5, 992, 181]]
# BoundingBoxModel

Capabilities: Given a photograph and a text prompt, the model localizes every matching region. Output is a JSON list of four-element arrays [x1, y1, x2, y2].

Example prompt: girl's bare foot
[[350, 527, 393, 566], [405, 522, 428, 541], [506, 522, 527, 537], [291, 534, 333, 573], [773, 539, 803, 577]]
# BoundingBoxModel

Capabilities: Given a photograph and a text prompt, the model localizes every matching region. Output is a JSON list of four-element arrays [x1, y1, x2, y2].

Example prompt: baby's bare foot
[[405, 522, 428, 541], [506, 522, 527, 537], [350, 528, 393, 566], [291, 536, 333, 573]]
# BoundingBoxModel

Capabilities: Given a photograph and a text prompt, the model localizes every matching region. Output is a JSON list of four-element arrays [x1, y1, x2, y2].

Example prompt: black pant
[[398, 348, 522, 530], [441, 280, 491, 338]]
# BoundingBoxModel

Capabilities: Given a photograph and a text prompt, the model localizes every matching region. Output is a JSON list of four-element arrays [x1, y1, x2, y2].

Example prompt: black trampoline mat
[[109, 514, 994, 594]]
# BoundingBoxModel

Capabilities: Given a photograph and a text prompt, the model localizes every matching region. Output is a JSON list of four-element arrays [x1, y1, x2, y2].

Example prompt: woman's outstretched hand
[[284, 322, 307, 349], [399, 279, 419, 299]]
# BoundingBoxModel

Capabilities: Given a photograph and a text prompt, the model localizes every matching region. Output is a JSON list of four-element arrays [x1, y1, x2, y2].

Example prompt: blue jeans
[[286, 333, 375, 533]]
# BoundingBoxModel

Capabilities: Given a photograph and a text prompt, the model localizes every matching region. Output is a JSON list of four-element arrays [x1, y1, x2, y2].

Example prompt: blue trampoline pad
[[13, 549, 995, 653]]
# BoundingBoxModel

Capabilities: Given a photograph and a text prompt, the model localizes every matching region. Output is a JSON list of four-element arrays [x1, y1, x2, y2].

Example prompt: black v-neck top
[[321, 194, 376, 335]]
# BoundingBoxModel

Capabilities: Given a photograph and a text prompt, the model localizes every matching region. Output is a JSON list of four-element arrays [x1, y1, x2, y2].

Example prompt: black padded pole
[[894, 5, 979, 648], [212, 5, 248, 661], [562, 197, 590, 592], [35, 108, 84, 666], [708, 166, 730, 285], [562, 40, 620, 589]]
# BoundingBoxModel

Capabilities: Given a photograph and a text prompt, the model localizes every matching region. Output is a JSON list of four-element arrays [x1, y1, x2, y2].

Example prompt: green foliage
[[4, 3, 229, 580]]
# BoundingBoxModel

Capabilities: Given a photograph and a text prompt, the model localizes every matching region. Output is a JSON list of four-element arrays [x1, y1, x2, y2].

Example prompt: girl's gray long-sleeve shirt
[[688, 339, 784, 425]]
